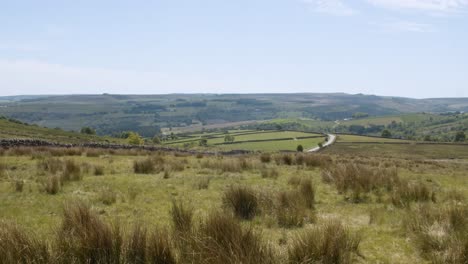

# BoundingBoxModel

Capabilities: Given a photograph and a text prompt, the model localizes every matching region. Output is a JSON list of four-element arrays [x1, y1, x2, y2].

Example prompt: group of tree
[[224, 134, 235, 143], [127, 132, 144, 145], [455, 131, 466, 142], [80, 127, 96, 135]]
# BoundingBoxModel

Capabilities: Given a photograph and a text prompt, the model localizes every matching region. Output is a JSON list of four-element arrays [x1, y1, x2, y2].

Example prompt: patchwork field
[[164, 130, 326, 152], [0, 146, 466, 263]]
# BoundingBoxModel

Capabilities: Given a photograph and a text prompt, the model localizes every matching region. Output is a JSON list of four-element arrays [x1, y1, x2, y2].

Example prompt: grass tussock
[[288, 175, 302, 186], [37, 157, 63, 174], [194, 176, 211, 190], [49, 147, 82, 157], [391, 180, 436, 207], [125, 223, 147, 263], [261, 166, 279, 179], [282, 154, 293, 166], [276, 191, 306, 228], [223, 186, 259, 220], [127, 187, 140, 202], [322, 163, 400, 203], [56, 200, 123, 264], [260, 153, 271, 163], [99, 187, 117, 205], [182, 211, 276, 264], [0, 162, 6, 177], [299, 178, 315, 209], [0, 221, 50, 263], [62, 159, 82, 181], [93, 165, 104, 176], [404, 204, 468, 264], [147, 230, 177, 264], [170, 200, 194, 235], [303, 154, 333, 168], [288, 220, 361, 264], [134, 157, 157, 174], [45, 175, 60, 195], [276, 177, 316, 228], [14, 179, 24, 192]]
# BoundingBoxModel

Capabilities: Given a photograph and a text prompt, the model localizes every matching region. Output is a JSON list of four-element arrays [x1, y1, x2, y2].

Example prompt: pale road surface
[[307, 134, 336, 152]]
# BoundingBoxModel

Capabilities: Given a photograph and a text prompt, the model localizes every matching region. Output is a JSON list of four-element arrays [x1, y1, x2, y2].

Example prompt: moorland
[[0, 93, 467, 264]]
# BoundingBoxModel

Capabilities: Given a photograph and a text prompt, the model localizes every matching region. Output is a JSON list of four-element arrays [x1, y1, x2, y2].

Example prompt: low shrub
[[288, 220, 361, 264], [223, 186, 258, 220]]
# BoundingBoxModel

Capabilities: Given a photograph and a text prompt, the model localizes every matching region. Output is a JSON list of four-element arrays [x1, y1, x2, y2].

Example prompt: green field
[[164, 130, 325, 152], [214, 137, 325, 151]]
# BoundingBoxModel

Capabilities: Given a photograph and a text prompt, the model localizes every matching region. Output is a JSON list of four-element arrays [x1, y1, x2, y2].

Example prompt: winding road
[[307, 134, 336, 152]]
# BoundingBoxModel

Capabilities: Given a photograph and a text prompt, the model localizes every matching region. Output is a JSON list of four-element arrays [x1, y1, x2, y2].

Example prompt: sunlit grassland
[[0, 147, 466, 263]]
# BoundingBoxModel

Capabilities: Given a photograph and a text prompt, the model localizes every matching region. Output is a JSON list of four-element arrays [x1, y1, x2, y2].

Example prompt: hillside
[[0, 117, 123, 144], [0, 93, 467, 137], [250, 112, 468, 142]]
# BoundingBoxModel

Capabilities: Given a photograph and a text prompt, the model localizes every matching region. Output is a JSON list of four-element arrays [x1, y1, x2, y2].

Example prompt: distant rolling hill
[[0, 117, 123, 144], [0, 93, 467, 137]]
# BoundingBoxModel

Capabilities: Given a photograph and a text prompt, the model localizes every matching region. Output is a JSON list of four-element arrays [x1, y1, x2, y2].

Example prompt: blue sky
[[0, 0, 467, 98]]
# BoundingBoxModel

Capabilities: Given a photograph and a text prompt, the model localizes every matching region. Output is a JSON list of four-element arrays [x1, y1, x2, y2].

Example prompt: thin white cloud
[[0, 43, 44, 52], [302, 0, 356, 16], [372, 20, 435, 32], [366, 0, 468, 12]]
